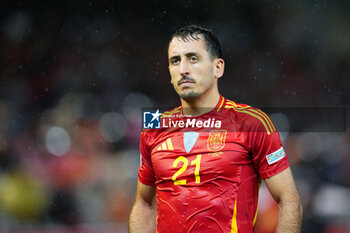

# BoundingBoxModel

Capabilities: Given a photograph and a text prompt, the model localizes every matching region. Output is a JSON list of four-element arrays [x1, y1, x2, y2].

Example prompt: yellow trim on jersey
[[248, 108, 276, 133], [163, 106, 182, 116], [231, 199, 238, 233], [226, 101, 275, 132], [225, 101, 275, 134], [162, 109, 181, 117], [225, 101, 251, 109], [225, 105, 271, 134], [253, 181, 262, 227], [217, 97, 225, 112]]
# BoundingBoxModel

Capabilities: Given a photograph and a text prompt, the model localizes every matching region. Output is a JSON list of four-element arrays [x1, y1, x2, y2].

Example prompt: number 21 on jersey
[[172, 154, 202, 185]]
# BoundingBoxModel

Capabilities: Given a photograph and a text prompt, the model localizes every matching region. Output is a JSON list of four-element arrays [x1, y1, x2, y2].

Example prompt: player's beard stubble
[[177, 76, 200, 100], [180, 90, 200, 100]]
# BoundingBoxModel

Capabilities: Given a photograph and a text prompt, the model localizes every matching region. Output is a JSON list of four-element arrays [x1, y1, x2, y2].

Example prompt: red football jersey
[[138, 96, 289, 233]]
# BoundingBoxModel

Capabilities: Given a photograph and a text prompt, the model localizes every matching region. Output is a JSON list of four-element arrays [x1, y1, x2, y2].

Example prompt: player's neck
[[180, 90, 220, 116]]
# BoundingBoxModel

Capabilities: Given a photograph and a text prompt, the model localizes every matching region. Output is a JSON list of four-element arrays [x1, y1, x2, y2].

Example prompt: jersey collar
[[179, 94, 226, 117]]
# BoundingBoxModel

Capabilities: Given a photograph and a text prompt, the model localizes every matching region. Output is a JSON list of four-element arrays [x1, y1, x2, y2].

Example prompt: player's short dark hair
[[169, 25, 223, 59]]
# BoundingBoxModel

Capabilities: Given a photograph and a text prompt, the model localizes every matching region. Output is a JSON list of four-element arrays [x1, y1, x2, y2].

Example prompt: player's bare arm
[[264, 167, 303, 233], [129, 181, 156, 233]]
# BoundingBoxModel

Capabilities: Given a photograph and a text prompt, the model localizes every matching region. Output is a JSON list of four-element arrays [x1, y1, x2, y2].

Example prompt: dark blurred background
[[0, 1, 349, 233]]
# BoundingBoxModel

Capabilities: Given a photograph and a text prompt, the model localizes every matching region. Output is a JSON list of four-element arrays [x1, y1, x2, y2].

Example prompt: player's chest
[[150, 130, 250, 184]]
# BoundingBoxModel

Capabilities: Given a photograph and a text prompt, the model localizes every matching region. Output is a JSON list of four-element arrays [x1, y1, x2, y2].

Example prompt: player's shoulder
[[224, 99, 251, 110], [223, 98, 276, 134], [223, 98, 260, 118]]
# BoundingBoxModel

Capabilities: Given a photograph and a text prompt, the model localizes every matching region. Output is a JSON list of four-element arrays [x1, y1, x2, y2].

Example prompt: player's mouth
[[178, 77, 195, 87]]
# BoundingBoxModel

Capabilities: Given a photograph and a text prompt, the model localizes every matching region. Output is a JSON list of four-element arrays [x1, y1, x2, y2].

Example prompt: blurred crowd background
[[0, 1, 349, 233]]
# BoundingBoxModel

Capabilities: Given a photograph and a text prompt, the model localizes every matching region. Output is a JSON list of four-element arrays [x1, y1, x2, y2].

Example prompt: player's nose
[[179, 60, 190, 76]]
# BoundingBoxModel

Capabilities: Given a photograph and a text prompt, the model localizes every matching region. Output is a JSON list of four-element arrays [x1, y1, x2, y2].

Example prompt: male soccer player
[[129, 25, 302, 233]]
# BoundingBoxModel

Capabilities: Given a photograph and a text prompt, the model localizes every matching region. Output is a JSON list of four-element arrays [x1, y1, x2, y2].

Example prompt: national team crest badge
[[207, 130, 227, 151]]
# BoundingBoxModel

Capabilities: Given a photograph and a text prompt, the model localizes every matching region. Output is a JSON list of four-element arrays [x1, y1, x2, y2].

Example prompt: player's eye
[[170, 58, 180, 65], [189, 56, 198, 63]]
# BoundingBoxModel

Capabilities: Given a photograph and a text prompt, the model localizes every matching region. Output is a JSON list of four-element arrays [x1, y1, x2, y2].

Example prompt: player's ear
[[214, 58, 225, 79]]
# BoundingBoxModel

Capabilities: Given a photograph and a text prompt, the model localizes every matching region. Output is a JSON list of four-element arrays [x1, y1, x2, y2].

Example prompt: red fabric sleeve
[[138, 131, 156, 186], [249, 116, 289, 179]]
